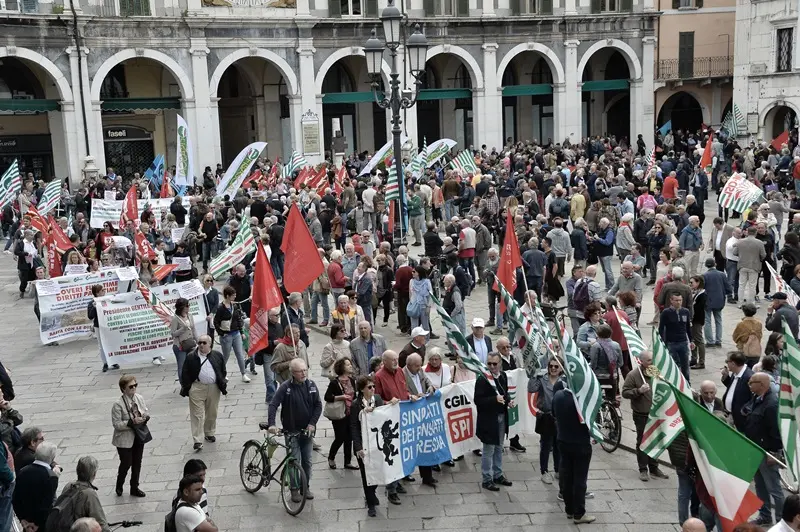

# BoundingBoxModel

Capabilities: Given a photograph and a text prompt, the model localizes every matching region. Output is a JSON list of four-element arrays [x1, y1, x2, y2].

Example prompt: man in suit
[[708, 218, 734, 272], [403, 354, 437, 487], [399, 327, 428, 367], [695, 380, 724, 413], [699, 258, 733, 358], [736, 226, 767, 307], [721, 351, 753, 430], [466, 318, 493, 364], [12, 441, 60, 531]]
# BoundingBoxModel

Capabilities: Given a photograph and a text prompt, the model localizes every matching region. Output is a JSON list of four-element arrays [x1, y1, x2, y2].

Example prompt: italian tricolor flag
[[672, 386, 765, 532]]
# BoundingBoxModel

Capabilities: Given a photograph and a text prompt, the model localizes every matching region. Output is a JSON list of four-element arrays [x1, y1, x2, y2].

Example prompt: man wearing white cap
[[399, 327, 428, 368], [467, 318, 492, 364]]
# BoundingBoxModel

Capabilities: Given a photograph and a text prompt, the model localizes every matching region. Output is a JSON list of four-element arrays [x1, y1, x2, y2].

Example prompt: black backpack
[[165, 501, 193, 532], [573, 279, 591, 312]]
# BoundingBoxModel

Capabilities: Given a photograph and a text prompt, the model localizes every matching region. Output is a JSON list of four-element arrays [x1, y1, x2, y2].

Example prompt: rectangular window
[[678, 31, 695, 78], [339, 0, 361, 15], [119, 0, 150, 15], [777, 28, 793, 73], [520, 0, 535, 12]]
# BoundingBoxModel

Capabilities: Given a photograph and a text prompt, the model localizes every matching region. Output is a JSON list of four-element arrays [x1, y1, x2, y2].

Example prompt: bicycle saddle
[[259, 422, 270, 431]]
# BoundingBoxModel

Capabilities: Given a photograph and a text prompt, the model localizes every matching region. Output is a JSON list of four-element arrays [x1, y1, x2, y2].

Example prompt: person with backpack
[[167, 474, 217, 532], [47, 456, 110, 532]]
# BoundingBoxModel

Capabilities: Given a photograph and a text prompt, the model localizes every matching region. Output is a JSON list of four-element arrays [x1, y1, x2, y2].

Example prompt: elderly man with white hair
[[679, 215, 703, 277], [12, 441, 60, 531]]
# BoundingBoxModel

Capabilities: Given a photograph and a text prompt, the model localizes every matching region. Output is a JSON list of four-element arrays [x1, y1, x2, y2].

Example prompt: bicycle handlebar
[[108, 521, 142, 528]]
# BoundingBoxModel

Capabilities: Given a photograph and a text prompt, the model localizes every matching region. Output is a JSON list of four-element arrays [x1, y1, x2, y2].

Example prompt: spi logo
[[444, 395, 474, 443]]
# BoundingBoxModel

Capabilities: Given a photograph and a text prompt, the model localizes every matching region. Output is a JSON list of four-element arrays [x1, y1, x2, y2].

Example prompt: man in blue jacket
[[679, 216, 704, 277], [699, 258, 732, 360]]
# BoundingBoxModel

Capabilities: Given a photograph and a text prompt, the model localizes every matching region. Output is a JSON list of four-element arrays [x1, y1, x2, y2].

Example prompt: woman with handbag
[[14, 229, 37, 299], [324, 358, 358, 470], [111, 374, 150, 498], [214, 286, 251, 383], [528, 356, 565, 485], [171, 298, 198, 385]]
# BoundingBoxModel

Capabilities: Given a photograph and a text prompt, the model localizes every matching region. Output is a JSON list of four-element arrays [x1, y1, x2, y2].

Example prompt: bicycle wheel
[[598, 402, 621, 453], [280, 459, 308, 516], [239, 440, 267, 493], [781, 466, 800, 494]]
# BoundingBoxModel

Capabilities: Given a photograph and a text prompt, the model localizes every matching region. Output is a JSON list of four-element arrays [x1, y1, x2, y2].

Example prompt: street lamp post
[[363, 0, 428, 247]]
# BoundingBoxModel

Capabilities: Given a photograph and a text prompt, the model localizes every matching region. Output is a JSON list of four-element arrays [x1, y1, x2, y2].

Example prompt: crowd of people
[[2, 124, 800, 531]]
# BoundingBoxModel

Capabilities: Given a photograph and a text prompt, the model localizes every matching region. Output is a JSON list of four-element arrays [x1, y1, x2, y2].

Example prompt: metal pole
[[390, 45, 405, 247]]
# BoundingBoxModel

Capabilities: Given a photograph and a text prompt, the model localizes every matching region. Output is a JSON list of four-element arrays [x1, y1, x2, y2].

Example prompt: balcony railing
[[655, 56, 733, 81]]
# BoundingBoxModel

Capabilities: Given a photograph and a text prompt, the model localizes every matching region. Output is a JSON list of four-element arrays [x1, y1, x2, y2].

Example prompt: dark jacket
[[268, 379, 323, 432], [692, 292, 706, 325], [475, 372, 510, 445], [282, 305, 310, 347], [766, 302, 800, 339], [570, 228, 589, 261], [350, 394, 384, 454], [423, 230, 444, 259], [12, 462, 58, 529], [552, 388, 590, 445], [179, 350, 228, 397], [702, 269, 732, 310], [324, 376, 356, 409], [658, 306, 692, 344], [0, 360, 15, 402], [14, 239, 34, 273], [741, 388, 781, 453], [722, 366, 753, 430], [466, 334, 492, 355], [213, 301, 244, 337], [13, 446, 35, 472]]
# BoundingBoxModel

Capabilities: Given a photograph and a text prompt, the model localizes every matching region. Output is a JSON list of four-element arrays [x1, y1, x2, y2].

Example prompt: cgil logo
[[444, 395, 471, 408]]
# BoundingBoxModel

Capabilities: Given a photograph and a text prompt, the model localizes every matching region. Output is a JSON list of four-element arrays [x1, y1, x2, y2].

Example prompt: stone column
[[67, 46, 103, 173], [296, 40, 324, 165], [289, 96, 302, 162], [65, 47, 87, 182], [480, 43, 502, 150], [210, 97, 222, 166], [90, 101, 105, 172], [562, 40, 581, 143], [629, 79, 643, 146], [639, 36, 657, 148], [57, 102, 82, 187], [189, 45, 216, 176]]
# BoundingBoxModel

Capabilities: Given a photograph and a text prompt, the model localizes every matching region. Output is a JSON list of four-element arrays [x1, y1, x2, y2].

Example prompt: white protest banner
[[90, 198, 191, 230], [359, 136, 408, 176], [216, 142, 267, 197], [173, 256, 192, 272], [96, 280, 206, 366], [424, 138, 457, 168], [171, 227, 185, 243], [111, 236, 133, 249], [63, 264, 88, 275], [362, 369, 534, 485], [115, 266, 139, 281], [37, 270, 124, 344], [174, 114, 194, 187], [104, 190, 117, 201]]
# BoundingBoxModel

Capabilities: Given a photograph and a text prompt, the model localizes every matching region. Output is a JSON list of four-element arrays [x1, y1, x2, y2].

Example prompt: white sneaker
[[152, 358, 162, 366], [3, 250, 10, 255], [160, 355, 166, 361], [541, 472, 553, 484], [242, 374, 251, 383]]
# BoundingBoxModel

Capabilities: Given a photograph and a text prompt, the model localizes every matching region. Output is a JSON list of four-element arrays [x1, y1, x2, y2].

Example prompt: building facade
[[733, 0, 800, 143], [0, 0, 659, 185], [653, 0, 734, 136]]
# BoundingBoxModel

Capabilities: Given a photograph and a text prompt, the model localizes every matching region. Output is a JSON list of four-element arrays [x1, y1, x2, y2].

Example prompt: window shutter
[[539, 0, 552, 14], [365, 0, 377, 15], [329, 0, 341, 17], [620, 0, 632, 11], [423, 0, 435, 15], [510, 0, 520, 14], [457, 0, 468, 15], [590, 0, 601, 12], [671, 0, 679, 7], [695, 0, 702, 8]]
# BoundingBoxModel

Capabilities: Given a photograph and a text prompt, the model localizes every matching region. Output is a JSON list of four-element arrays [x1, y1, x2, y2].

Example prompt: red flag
[[46, 233, 62, 277], [387, 201, 395, 235], [494, 210, 522, 313], [266, 164, 278, 188], [137, 280, 174, 325], [249, 242, 283, 355], [47, 217, 71, 252], [152, 264, 178, 281], [293, 167, 310, 189], [336, 166, 347, 184], [134, 230, 157, 261], [160, 171, 171, 198], [280, 203, 325, 293], [120, 186, 139, 229], [771, 130, 790, 152], [699, 133, 713, 169], [242, 169, 262, 189], [26, 205, 49, 235]]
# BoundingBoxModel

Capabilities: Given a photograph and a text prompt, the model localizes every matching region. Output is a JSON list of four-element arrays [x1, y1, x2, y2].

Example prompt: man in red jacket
[[603, 296, 632, 377], [373, 350, 410, 505], [662, 171, 679, 200], [394, 256, 414, 334], [327, 250, 347, 300]]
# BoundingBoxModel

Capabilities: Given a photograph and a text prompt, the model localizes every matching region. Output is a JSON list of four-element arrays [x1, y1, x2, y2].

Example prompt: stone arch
[[90, 49, 194, 101], [656, 89, 711, 126], [759, 100, 800, 130], [577, 39, 643, 81], [0, 47, 73, 103], [314, 47, 391, 94], [496, 42, 565, 86], [209, 48, 298, 98], [425, 45, 484, 89]]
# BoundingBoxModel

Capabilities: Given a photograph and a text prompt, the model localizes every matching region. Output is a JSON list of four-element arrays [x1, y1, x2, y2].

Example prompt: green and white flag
[[208, 216, 256, 279], [719, 173, 763, 213], [282, 150, 308, 179], [449, 150, 478, 174], [733, 103, 746, 133], [495, 277, 545, 376], [217, 142, 267, 197], [559, 322, 605, 442], [780, 319, 800, 487], [385, 163, 399, 202], [722, 111, 739, 137], [640, 328, 693, 459], [614, 308, 646, 361], [408, 137, 428, 177], [0, 160, 21, 210], [671, 383, 765, 531], [37, 179, 62, 216], [174, 114, 194, 187], [431, 294, 496, 390]]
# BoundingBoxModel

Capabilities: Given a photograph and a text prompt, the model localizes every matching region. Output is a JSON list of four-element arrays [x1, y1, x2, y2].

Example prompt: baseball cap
[[472, 318, 485, 328], [411, 326, 429, 337]]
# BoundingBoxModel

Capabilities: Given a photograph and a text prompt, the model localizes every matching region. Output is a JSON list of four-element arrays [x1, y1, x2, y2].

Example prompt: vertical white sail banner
[[174, 114, 194, 187], [216, 142, 267, 197]]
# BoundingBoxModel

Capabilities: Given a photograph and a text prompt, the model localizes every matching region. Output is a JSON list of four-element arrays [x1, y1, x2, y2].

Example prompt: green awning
[[501, 84, 553, 97], [581, 80, 629, 92], [322, 88, 473, 105], [101, 98, 182, 111], [418, 88, 472, 101], [321, 92, 380, 104], [0, 99, 60, 112]]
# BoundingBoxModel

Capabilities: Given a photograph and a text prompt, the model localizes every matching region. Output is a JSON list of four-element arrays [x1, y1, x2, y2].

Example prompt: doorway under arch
[[657, 91, 704, 135]]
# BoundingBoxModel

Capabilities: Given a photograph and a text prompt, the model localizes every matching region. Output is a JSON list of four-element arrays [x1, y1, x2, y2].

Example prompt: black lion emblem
[[371, 419, 399, 465]]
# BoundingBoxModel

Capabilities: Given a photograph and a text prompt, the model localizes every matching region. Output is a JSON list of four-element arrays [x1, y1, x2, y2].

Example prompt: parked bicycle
[[239, 424, 309, 515]]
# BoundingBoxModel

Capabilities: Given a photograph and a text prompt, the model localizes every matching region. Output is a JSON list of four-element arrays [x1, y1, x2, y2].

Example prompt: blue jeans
[[0, 482, 14, 532], [725, 260, 739, 300], [410, 308, 430, 332], [754, 457, 785, 522], [667, 341, 691, 384], [460, 258, 476, 288], [700, 502, 723, 531], [704, 308, 723, 345], [262, 354, 276, 403], [220, 331, 246, 375], [310, 291, 330, 323], [598, 256, 614, 290], [444, 199, 455, 221], [286, 432, 314, 487], [481, 414, 505, 484], [173, 345, 187, 384], [677, 470, 694, 525]]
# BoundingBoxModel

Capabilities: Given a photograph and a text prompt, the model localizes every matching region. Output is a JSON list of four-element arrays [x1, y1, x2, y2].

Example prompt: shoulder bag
[[123, 396, 153, 444]]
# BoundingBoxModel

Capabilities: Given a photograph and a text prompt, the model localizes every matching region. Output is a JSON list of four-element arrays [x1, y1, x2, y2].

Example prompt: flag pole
[[281, 301, 298, 352]]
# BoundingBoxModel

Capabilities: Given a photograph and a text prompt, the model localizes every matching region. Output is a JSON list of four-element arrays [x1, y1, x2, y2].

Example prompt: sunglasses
[[128, 384, 138, 389], [198, 341, 209, 345], [549, 365, 560, 369], [366, 385, 375, 389], [487, 362, 499, 366]]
